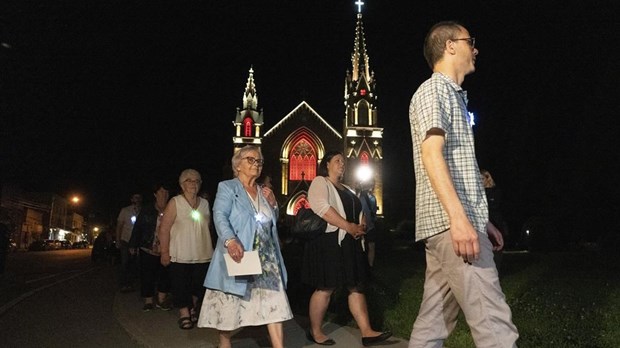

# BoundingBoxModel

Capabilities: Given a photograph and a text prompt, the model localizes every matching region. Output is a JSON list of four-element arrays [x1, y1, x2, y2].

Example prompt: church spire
[[344, 3, 377, 128], [343, 1, 384, 216], [233, 66, 264, 150], [242, 66, 258, 110], [350, 9, 371, 83]]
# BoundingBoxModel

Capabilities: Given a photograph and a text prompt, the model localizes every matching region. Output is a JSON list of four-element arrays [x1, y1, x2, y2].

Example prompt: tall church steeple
[[343, 1, 384, 215], [233, 66, 264, 150]]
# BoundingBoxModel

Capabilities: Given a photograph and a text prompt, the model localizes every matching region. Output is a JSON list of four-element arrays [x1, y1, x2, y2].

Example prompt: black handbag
[[291, 206, 327, 241]]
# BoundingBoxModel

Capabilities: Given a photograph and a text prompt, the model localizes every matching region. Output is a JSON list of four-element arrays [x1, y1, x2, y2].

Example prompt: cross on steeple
[[355, 0, 364, 13]]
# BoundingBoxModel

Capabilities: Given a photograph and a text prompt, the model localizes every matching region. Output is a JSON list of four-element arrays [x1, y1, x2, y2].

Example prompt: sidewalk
[[113, 290, 409, 348]]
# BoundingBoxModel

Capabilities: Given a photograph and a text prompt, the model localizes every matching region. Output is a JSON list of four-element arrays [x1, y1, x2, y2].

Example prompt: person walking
[[159, 169, 214, 330], [304, 150, 391, 347], [481, 169, 509, 274], [407, 21, 518, 347], [115, 193, 142, 292], [358, 180, 379, 268], [129, 182, 172, 311], [198, 145, 292, 348]]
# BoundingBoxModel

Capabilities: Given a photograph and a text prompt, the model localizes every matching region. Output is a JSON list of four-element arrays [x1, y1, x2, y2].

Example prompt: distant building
[[231, 9, 384, 218], [0, 183, 85, 248]]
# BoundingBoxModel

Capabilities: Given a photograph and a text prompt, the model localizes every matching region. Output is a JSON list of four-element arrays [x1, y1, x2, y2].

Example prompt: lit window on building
[[293, 196, 310, 215], [289, 138, 317, 181], [243, 117, 253, 137], [360, 151, 369, 164]]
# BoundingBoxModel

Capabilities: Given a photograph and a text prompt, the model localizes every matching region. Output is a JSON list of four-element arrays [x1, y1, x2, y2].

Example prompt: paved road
[[0, 249, 141, 347], [1, 248, 410, 348]]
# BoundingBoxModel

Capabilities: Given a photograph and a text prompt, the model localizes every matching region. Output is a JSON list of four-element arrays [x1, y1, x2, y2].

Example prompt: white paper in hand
[[223, 251, 262, 276]]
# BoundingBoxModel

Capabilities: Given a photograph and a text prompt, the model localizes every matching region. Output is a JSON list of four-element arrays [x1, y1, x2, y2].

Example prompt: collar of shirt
[[433, 72, 468, 104]]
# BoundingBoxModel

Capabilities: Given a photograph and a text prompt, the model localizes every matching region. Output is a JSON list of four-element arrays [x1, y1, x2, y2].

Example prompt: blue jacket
[[203, 178, 287, 296]]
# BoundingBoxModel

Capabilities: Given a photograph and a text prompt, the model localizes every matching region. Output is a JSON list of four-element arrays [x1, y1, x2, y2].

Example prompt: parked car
[[44, 240, 61, 250], [59, 240, 72, 249], [72, 241, 89, 249], [28, 240, 47, 251]]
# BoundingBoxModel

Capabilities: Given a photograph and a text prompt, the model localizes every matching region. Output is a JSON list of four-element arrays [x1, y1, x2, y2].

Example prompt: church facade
[[231, 10, 384, 218]]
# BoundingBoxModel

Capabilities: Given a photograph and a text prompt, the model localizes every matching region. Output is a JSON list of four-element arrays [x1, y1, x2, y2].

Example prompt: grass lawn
[[283, 239, 620, 348]]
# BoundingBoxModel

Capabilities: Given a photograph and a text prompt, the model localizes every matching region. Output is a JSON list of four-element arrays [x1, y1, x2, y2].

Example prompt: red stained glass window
[[293, 197, 310, 215], [360, 151, 369, 164], [243, 117, 253, 137], [289, 138, 317, 181], [360, 89, 367, 96]]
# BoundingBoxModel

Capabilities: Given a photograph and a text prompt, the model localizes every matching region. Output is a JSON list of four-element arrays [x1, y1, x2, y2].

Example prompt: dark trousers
[[118, 241, 136, 287], [168, 262, 209, 309], [139, 249, 171, 298]]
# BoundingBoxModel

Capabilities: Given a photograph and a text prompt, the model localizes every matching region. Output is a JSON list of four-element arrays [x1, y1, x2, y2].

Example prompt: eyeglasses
[[183, 179, 202, 184], [451, 37, 476, 49], [243, 156, 264, 166]]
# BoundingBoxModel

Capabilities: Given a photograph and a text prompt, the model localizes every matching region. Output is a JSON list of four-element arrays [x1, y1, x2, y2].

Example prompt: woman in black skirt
[[303, 150, 391, 346]]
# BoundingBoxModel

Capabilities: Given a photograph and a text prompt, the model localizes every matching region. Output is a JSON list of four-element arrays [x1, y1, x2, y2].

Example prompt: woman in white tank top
[[159, 169, 214, 330]]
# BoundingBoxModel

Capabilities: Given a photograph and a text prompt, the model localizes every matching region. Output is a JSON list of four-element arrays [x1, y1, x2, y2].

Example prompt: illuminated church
[[231, 5, 384, 217]]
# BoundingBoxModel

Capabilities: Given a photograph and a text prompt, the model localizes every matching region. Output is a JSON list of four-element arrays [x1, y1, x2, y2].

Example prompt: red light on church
[[360, 89, 367, 96]]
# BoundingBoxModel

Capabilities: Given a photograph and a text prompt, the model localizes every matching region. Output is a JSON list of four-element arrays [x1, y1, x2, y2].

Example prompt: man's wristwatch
[[224, 238, 235, 248]]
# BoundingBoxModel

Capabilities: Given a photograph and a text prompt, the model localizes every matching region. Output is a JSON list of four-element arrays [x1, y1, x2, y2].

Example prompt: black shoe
[[362, 331, 392, 346], [306, 330, 336, 346], [142, 303, 154, 312]]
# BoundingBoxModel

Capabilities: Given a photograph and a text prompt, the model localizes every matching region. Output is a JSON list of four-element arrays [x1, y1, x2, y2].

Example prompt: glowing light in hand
[[131, 215, 137, 224]]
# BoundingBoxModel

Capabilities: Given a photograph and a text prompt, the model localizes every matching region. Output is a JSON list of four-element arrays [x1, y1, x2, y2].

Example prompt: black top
[[129, 203, 160, 250], [336, 186, 362, 224]]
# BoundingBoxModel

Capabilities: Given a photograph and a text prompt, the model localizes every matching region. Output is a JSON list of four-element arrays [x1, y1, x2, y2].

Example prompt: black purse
[[291, 178, 330, 241], [291, 206, 327, 241]]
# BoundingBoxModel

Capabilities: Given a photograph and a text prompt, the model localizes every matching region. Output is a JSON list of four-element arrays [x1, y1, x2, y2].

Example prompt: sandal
[[178, 317, 194, 330], [190, 308, 199, 323]]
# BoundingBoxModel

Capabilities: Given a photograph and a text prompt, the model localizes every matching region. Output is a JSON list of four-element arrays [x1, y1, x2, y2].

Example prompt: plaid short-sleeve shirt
[[409, 72, 488, 241]]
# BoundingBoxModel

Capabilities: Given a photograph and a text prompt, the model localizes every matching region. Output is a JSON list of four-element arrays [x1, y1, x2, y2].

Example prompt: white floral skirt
[[197, 221, 292, 330], [197, 279, 292, 330]]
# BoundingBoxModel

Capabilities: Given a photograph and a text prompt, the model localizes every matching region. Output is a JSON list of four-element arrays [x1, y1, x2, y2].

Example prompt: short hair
[[317, 150, 343, 177], [423, 21, 464, 70], [178, 168, 201, 186], [231, 145, 262, 177], [151, 182, 169, 194]]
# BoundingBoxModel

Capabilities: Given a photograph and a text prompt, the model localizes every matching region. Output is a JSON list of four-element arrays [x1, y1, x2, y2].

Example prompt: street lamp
[[65, 194, 81, 236]]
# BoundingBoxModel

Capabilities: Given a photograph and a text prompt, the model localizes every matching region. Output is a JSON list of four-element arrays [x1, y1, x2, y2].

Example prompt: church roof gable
[[264, 101, 342, 139]]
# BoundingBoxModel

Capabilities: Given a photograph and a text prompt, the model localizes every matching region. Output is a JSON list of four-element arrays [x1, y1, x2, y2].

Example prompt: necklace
[[182, 194, 201, 221], [244, 184, 264, 223]]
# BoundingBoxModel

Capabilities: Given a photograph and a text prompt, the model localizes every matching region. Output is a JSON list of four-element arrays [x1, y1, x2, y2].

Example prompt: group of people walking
[[117, 145, 390, 348], [115, 20, 518, 348]]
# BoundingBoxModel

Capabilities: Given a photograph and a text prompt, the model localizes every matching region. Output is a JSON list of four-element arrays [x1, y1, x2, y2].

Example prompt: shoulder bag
[[291, 178, 330, 241]]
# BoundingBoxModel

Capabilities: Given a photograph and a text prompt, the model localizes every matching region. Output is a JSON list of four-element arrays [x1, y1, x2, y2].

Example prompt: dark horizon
[[2, 1, 619, 238]]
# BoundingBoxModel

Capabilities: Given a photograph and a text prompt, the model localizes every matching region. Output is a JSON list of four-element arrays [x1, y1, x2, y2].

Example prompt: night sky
[[2, 1, 619, 235]]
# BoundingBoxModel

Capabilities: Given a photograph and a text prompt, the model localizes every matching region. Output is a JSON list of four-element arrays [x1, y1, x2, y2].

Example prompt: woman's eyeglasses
[[243, 157, 264, 166], [183, 179, 202, 184]]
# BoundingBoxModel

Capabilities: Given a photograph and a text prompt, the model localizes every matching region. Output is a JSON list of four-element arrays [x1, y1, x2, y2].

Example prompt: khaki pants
[[408, 230, 519, 348]]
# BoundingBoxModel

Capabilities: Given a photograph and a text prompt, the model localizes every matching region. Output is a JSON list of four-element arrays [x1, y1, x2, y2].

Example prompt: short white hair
[[178, 168, 201, 186], [231, 146, 262, 177]]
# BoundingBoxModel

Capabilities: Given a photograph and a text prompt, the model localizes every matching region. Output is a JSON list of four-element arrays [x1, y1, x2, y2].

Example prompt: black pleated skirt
[[301, 230, 369, 290]]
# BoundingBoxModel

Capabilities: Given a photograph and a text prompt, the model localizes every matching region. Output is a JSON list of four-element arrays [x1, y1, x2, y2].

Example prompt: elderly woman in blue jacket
[[198, 145, 292, 348]]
